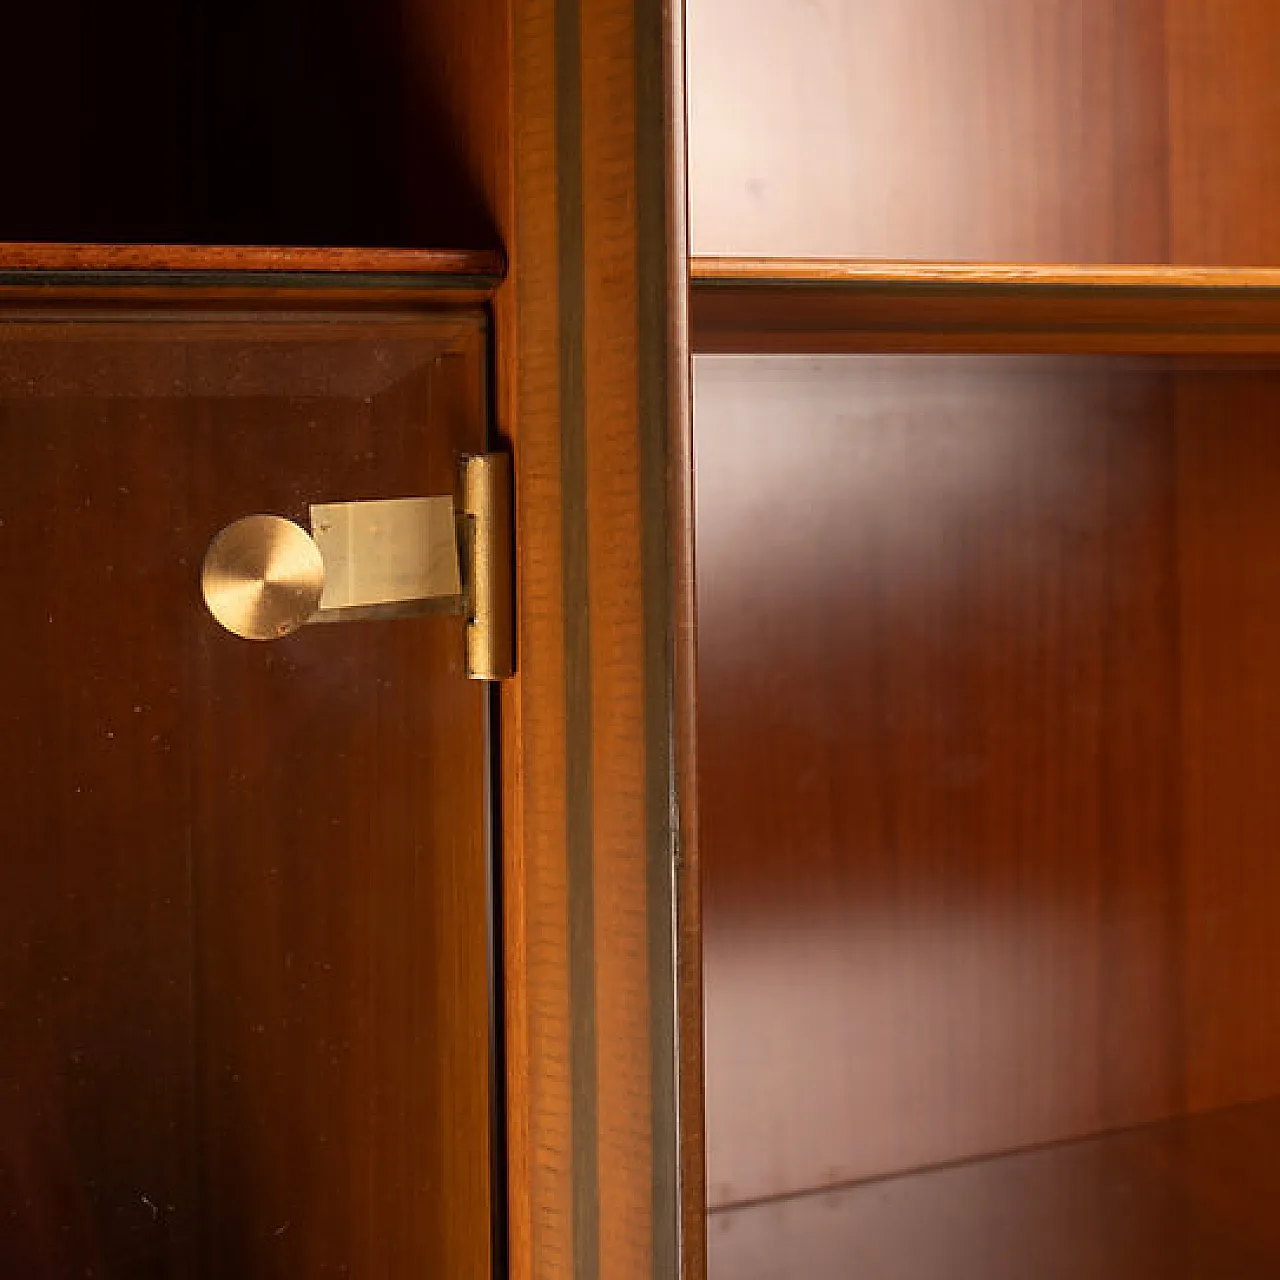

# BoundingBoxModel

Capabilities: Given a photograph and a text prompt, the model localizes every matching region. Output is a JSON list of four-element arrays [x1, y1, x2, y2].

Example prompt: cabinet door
[[0, 308, 494, 1278]]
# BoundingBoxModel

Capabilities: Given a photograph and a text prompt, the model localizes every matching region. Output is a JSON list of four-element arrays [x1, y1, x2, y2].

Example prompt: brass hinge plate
[[310, 495, 463, 616]]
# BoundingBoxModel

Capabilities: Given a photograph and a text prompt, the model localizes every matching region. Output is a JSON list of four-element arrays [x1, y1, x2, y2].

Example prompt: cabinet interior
[[688, 4, 1280, 1276], [0, 0, 506, 252]]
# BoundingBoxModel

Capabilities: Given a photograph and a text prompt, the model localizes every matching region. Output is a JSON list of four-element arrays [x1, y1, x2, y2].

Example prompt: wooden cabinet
[[687, 4, 1280, 1278], [28, 3, 1280, 1279], [0, 4, 690, 1279]]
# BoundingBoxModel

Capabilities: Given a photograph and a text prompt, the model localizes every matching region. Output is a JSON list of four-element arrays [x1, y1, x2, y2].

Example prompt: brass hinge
[[459, 452, 515, 681], [201, 452, 515, 682]]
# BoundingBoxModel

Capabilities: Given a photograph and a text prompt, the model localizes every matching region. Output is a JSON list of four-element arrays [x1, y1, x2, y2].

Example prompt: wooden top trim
[[691, 257, 1280, 292], [0, 242, 506, 283]]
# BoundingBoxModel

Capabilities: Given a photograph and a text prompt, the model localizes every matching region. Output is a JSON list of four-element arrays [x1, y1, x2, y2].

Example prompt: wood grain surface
[[708, 1097, 1280, 1280], [687, 0, 1280, 267], [582, 9, 659, 1277], [0, 2, 693, 1275], [685, 2, 1280, 1274], [0, 310, 493, 1277], [696, 353, 1280, 1213], [1167, 0, 1280, 266], [499, 2, 687, 1278], [691, 260, 1280, 355], [0, 243, 504, 281], [1177, 373, 1280, 1112], [693, 260, 1280, 289], [667, 11, 707, 1280]]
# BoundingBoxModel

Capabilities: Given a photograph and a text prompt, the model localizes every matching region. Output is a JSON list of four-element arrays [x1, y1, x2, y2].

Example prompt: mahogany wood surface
[[1177, 377, 1280, 1110], [0, 309, 492, 1277], [501, 4, 575, 1273], [0, 243, 504, 282], [668, 14, 708, 1280], [691, 259, 1280, 355], [499, 2, 688, 1278], [0, 2, 696, 1278], [687, 1, 1280, 267], [581, 11, 665, 1277], [696, 353, 1280, 1213], [1166, 0, 1280, 267], [693, 262, 1280, 289], [707, 1097, 1280, 1280]]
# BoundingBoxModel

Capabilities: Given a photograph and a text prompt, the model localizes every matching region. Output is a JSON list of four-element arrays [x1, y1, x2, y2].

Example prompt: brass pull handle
[[202, 497, 459, 642], [201, 515, 325, 641]]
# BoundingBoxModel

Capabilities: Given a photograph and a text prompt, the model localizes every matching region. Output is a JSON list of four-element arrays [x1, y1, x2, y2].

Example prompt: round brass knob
[[201, 515, 325, 641]]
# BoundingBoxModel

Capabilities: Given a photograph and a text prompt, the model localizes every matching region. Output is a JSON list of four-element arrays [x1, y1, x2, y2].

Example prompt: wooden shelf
[[0, 243, 505, 305], [691, 258, 1280, 354], [708, 1098, 1280, 1280]]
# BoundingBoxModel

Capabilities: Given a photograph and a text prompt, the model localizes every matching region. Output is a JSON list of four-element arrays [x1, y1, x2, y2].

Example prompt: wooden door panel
[[0, 312, 493, 1277]]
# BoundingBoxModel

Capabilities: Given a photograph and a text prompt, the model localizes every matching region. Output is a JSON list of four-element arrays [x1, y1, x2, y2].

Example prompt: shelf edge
[[0, 242, 506, 286], [691, 257, 1280, 292]]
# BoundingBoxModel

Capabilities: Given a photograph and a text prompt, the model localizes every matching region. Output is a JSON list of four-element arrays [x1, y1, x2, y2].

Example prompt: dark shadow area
[[0, 0, 498, 248]]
